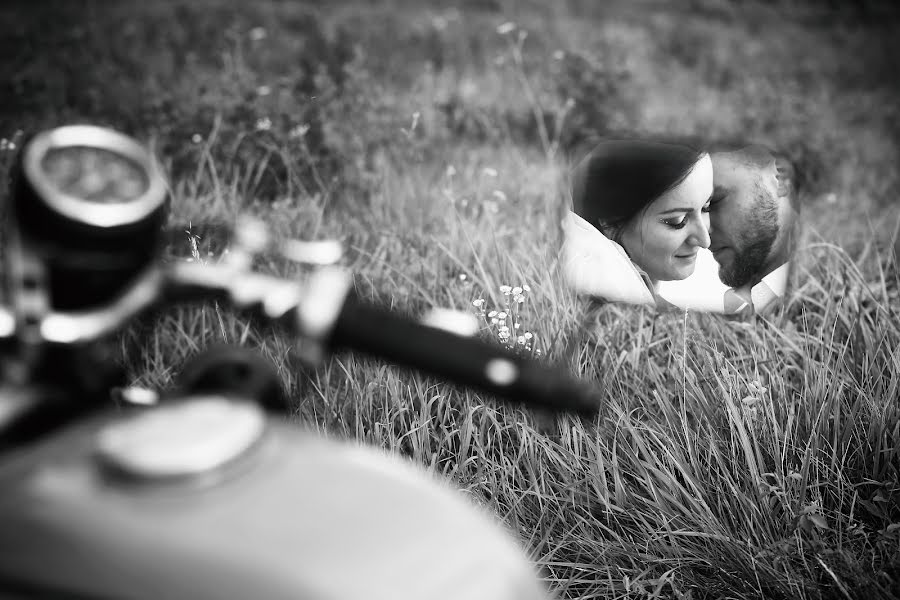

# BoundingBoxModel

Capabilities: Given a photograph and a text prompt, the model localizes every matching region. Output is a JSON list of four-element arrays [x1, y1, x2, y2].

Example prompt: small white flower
[[482, 167, 498, 177], [491, 318, 499, 325], [488, 310, 498, 318], [524, 332, 533, 340], [521, 284, 531, 292], [497, 311, 507, 319], [255, 117, 272, 131], [257, 85, 271, 96], [191, 133, 202, 144], [496, 22, 516, 35], [517, 336, 526, 345], [512, 286, 523, 295], [514, 322, 520, 328], [249, 27, 267, 41], [498, 331, 510, 339], [446, 165, 456, 177], [458, 273, 467, 281], [499, 285, 512, 294], [472, 298, 485, 307], [499, 325, 509, 332], [289, 124, 310, 139], [492, 190, 507, 201], [514, 295, 525, 304]]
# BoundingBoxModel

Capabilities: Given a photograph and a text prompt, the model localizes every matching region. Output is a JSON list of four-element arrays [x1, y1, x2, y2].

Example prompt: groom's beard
[[718, 200, 778, 288]]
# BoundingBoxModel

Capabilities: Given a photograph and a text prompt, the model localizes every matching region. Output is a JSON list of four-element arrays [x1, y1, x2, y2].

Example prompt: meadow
[[1, 0, 899, 598]]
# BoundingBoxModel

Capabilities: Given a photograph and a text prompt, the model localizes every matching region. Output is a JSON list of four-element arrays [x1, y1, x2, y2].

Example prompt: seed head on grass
[[182, 224, 228, 342]]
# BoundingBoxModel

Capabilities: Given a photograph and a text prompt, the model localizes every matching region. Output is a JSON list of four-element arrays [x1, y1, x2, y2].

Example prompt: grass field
[[2, 0, 899, 598]]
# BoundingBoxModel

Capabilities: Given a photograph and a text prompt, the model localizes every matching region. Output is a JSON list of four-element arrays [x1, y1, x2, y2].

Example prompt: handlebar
[[0, 256, 599, 416], [332, 294, 599, 415]]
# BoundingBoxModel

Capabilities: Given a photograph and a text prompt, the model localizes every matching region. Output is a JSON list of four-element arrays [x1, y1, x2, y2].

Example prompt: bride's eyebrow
[[657, 207, 692, 215]]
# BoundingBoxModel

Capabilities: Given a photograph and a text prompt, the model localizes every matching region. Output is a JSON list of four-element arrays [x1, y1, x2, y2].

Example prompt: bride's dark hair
[[571, 139, 706, 242]]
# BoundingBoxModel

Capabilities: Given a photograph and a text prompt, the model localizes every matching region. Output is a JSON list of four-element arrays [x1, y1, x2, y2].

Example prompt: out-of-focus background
[[2, 1, 899, 598]]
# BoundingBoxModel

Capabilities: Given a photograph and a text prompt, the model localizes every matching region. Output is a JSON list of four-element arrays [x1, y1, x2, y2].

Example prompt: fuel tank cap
[[95, 395, 265, 481]]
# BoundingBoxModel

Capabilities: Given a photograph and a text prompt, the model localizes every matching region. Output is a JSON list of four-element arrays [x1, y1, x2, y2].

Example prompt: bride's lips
[[674, 251, 698, 259]]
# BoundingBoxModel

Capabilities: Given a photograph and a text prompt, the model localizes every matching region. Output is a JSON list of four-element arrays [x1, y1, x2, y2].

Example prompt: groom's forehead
[[712, 151, 761, 189]]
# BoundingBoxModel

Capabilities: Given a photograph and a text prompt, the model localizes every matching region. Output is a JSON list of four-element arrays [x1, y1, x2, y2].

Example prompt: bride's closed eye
[[663, 205, 708, 229], [663, 215, 689, 229]]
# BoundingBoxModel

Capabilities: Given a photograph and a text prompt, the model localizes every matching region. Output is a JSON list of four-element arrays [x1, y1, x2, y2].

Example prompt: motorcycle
[[0, 125, 600, 599]]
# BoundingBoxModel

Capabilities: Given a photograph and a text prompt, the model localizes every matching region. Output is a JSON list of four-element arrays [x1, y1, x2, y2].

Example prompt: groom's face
[[708, 152, 779, 287]]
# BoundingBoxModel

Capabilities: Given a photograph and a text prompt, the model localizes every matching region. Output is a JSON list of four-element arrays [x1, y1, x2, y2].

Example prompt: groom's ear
[[772, 155, 794, 198]]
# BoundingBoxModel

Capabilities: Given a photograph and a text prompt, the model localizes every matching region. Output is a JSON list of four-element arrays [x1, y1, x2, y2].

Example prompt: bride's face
[[619, 154, 713, 282]]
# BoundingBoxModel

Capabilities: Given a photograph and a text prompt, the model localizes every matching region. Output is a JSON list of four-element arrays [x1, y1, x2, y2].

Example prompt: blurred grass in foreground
[[2, 0, 899, 598]]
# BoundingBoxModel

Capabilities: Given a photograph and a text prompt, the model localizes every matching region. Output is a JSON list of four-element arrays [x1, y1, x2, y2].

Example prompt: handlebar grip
[[328, 295, 601, 416]]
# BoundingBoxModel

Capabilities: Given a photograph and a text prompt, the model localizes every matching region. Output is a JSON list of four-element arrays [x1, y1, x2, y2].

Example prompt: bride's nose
[[687, 219, 711, 249]]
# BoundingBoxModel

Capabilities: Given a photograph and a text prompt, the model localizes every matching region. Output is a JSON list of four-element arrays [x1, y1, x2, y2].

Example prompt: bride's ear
[[773, 155, 794, 198]]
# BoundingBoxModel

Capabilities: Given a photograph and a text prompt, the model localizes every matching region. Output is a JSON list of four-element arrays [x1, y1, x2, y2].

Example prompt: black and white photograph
[[0, 1, 898, 599]]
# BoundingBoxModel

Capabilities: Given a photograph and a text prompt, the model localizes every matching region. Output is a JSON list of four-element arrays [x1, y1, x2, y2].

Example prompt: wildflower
[[289, 124, 310, 139], [191, 133, 202, 144], [514, 294, 525, 304], [497, 311, 507, 319], [524, 332, 533, 340], [514, 322, 520, 328], [487, 310, 498, 318], [498, 330, 510, 340], [499, 285, 512, 294], [472, 298, 485, 307], [492, 190, 507, 201], [446, 165, 456, 177], [249, 27, 267, 41], [496, 22, 516, 35], [491, 318, 499, 325], [482, 167, 498, 177], [522, 284, 531, 292], [512, 286, 523, 295], [255, 117, 272, 131], [517, 336, 526, 345], [459, 273, 467, 281], [257, 85, 271, 96]]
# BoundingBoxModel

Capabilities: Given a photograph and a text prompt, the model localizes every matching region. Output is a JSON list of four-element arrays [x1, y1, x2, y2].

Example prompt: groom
[[707, 145, 800, 314]]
